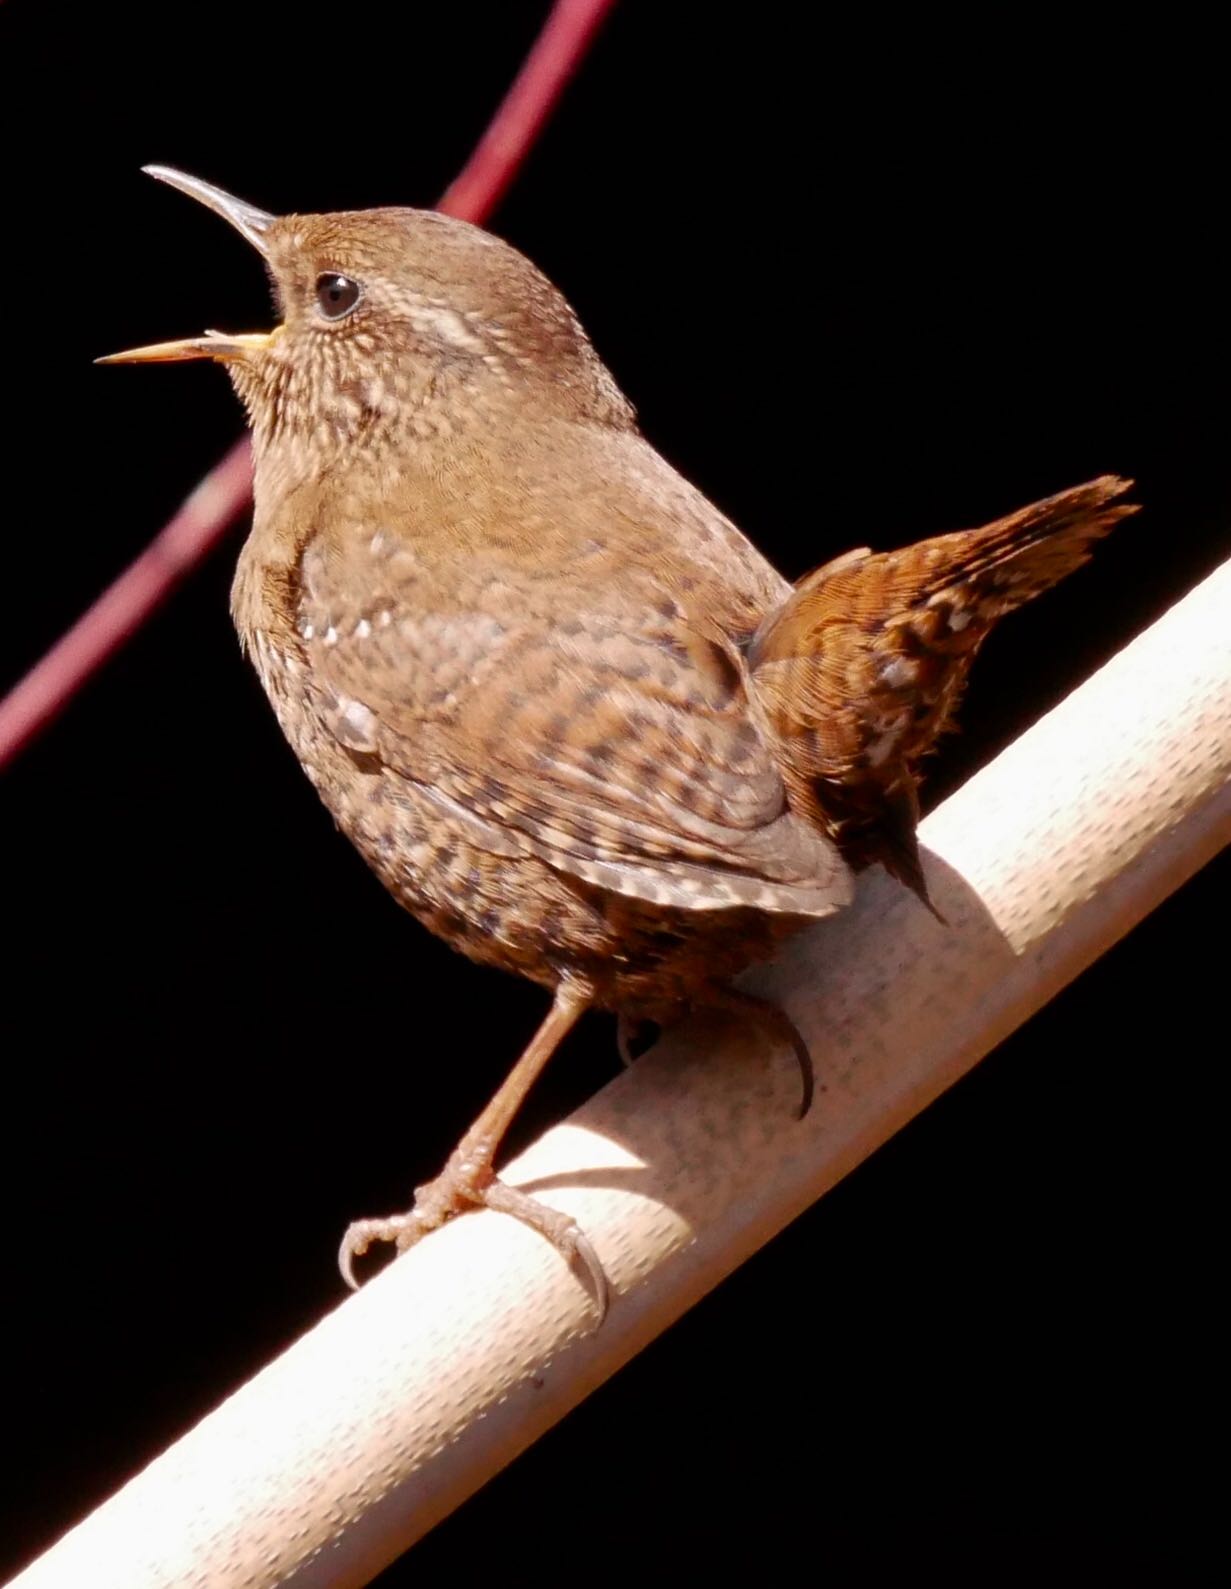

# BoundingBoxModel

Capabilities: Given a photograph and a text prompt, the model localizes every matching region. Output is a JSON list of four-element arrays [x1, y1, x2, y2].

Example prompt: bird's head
[[99, 167, 631, 473]]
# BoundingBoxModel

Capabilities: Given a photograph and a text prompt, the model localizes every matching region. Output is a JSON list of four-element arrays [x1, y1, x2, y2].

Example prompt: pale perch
[[11, 556, 1229, 1589]]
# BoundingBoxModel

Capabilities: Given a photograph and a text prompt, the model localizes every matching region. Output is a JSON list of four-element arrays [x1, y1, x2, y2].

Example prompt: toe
[[338, 1220, 377, 1290], [565, 1225, 610, 1321], [338, 1213, 420, 1289], [483, 1180, 610, 1319]]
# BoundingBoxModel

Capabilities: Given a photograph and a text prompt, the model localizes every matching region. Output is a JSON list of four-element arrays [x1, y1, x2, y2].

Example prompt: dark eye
[[315, 272, 362, 320]]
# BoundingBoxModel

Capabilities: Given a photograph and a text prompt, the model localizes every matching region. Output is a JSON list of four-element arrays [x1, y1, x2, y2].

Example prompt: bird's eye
[[315, 273, 362, 321]]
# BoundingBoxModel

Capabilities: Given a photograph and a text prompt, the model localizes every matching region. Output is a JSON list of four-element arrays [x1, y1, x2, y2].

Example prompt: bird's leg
[[339, 982, 608, 1315], [703, 986, 816, 1119]]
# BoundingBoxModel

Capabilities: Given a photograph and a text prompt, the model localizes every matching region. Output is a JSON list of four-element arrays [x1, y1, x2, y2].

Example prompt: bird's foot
[[338, 1144, 609, 1319]]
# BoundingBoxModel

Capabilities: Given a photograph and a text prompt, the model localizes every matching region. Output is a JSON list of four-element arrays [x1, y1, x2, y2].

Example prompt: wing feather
[[295, 531, 850, 916]]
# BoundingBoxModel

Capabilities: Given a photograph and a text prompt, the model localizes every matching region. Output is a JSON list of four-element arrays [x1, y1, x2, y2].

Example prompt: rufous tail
[[747, 475, 1137, 907]]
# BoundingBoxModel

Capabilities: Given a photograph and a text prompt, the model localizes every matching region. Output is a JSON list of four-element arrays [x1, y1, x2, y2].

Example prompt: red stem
[[0, 0, 616, 772], [441, 0, 618, 220]]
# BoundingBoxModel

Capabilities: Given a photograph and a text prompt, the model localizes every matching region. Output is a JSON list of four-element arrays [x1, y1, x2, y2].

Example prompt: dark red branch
[[441, 0, 617, 220]]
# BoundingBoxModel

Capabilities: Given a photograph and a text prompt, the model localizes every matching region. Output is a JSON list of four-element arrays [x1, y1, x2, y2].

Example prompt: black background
[[1, 2, 1225, 1581]]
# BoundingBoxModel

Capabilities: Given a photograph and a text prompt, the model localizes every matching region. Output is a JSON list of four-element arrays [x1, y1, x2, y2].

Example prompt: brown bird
[[101, 167, 1135, 1316]]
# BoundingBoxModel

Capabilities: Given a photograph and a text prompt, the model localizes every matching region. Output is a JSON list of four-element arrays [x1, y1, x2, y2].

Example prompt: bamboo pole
[[11, 558, 1229, 1589]]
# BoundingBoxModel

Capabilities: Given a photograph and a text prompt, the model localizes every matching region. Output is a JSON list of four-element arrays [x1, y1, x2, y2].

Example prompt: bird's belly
[[245, 632, 799, 1012]]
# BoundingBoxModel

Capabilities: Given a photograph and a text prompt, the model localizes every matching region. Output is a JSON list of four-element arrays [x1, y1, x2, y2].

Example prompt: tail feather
[[748, 475, 1137, 903]]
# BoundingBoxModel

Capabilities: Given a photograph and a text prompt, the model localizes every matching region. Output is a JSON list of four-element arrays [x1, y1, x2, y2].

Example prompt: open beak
[[96, 329, 278, 365], [141, 165, 274, 256], [97, 166, 278, 366]]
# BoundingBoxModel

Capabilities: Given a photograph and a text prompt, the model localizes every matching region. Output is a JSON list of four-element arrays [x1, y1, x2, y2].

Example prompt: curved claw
[[785, 1023, 814, 1119], [705, 986, 816, 1118], [568, 1226, 610, 1323], [338, 1213, 421, 1290], [339, 1219, 387, 1290], [338, 1229, 364, 1291], [615, 1013, 660, 1069], [483, 1178, 610, 1321]]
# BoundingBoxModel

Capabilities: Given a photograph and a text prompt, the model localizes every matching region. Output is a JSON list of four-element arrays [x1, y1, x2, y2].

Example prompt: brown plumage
[[102, 168, 1136, 1316], [749, 477, 1135, 903]]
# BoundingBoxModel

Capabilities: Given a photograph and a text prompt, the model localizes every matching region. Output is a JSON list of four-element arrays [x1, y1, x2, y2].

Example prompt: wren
[[101, 168, 1135, 1316]]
